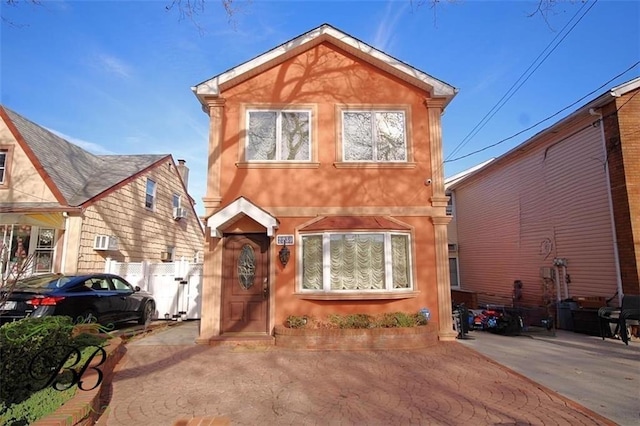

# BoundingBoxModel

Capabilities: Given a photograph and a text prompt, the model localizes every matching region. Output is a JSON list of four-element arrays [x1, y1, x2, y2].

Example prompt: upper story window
[[246, 110, 311, 161], [446, 191, 454, 216], [0, 150, 6, 184], [145, 178, 156, 210], [342, 110, 407, 162], [0, 146, 13, 188], [172, 194, 181, 209], [301, 232, 412, 293]]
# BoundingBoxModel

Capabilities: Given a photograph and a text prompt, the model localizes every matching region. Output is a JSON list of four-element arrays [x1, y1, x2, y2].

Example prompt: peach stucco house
[[192, 24, 459, 343], [0, 106, 204, 277], [446, 76, 640, 317]]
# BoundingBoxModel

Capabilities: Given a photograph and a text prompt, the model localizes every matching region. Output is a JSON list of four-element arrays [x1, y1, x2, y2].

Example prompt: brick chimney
[[176, 159, 189, 190]]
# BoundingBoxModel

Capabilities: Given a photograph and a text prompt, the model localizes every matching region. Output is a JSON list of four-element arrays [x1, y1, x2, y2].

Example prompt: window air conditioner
[[448, 243, 458, 252], [173, 207, 186, 220], [94, 235, 118, 251], [160, 251, 172, 261]]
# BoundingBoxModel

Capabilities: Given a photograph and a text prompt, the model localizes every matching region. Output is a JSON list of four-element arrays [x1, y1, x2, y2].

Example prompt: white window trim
[[298, 231, 414, 293], [0, 150, 6, 184], [145, 178, 157, 211], [341, 110, 408, 163], [446, 191, 454, 216], [172, 193, 181, 209], [245, 109, 312, 162], [449, 256, 460, 288]]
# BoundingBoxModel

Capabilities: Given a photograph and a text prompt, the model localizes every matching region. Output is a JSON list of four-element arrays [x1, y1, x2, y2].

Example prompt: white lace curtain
[[302, 233, 410, 290]]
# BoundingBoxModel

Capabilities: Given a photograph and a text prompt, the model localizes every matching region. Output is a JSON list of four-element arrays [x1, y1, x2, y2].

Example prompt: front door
[[221, 233, 270, 334]]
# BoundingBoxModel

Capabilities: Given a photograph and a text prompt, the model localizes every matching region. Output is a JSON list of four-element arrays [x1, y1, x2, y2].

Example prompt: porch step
[[201, 333, 275, 347]]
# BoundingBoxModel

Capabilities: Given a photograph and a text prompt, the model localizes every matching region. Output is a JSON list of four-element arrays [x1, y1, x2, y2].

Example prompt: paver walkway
[[100, 324, 613, 426]]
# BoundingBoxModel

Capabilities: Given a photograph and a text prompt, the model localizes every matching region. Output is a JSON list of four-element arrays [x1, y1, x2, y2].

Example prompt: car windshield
[[10, 274, 72, 289]]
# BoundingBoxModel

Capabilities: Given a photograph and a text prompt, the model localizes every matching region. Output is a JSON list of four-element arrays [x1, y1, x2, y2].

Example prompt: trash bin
[[557, 300, 578, 330]]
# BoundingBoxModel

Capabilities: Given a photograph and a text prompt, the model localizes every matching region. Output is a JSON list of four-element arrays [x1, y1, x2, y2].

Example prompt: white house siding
[[75, 163, 203, 273], [455, 115, 618, 307]]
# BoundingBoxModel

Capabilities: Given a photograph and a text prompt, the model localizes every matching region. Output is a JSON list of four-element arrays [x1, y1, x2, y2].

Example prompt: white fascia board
[[194, 24, 456, 101], [610, 76, 640, 97], [207, 197, 278, 238]]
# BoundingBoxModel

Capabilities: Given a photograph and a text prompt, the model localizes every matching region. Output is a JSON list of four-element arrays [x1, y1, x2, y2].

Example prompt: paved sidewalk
[[98, 321, 617, 426]]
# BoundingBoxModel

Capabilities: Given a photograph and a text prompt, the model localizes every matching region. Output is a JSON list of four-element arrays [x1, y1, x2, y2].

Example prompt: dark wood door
[[221, 233, 269, 333]]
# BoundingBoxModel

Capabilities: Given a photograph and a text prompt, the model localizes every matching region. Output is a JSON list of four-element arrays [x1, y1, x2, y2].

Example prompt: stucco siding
[[456, 115, 617, 306], [219, 43, 435, 210], [75, 162, 203, 273], [0, 121, 58, 203]]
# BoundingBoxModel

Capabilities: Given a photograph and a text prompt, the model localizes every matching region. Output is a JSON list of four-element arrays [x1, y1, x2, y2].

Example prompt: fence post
[[141, 260, 149, 290]]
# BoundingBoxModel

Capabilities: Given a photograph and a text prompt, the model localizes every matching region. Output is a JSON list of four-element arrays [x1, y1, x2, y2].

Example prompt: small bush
[[286, 315, 309, 329], [286, 311, 429, 329], [72, 332, 108, 348], [377, 312, 428, 327], [0, 384, 76, 426], [328, 313, 372, 329], [1, 331, 109, 425]]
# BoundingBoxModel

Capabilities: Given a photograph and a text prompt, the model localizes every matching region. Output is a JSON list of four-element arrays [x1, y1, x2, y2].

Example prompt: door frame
[[220, 233, 271, 335]]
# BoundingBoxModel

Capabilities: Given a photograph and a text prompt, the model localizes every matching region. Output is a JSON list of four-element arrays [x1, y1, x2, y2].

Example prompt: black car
[[0, 273, 156, 326]]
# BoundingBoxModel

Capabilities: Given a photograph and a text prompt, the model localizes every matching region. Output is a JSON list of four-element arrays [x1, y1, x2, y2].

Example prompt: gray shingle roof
[[2, 106, 168, 207]]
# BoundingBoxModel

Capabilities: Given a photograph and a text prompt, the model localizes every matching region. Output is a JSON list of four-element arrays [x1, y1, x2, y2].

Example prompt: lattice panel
[[148, 263, 176, 276], [118, 262, 143, 276]]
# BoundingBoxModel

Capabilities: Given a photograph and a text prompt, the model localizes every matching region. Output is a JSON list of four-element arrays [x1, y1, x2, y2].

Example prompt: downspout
[[590, 108, 623, 305], [60, 213, 69, 273]]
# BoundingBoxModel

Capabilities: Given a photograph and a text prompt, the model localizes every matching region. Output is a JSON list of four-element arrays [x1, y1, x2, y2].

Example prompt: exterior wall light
[[279, 243, 290, 268]]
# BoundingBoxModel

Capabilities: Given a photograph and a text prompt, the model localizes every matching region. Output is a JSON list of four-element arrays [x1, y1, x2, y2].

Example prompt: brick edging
[[32, 337, 126, 426], [274, 324, 438, 350]]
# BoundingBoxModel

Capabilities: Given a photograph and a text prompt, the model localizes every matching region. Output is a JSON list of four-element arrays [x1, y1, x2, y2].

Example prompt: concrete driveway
[[458, 328, 639, 425], [96, 321, 624, 426]]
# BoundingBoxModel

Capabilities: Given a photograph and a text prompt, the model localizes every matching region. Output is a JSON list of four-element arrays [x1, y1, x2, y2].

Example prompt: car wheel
[[138, 301, 155, 325]]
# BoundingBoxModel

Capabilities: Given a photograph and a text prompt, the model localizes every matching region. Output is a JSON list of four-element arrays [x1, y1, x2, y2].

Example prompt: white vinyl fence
[[104, 258, 202, 320]]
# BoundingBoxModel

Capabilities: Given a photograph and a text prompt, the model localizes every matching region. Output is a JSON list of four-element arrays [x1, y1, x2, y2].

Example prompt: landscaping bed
[[275, 312, 437, 350]]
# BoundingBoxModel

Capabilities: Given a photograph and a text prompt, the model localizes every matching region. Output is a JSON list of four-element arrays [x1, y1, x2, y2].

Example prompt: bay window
[[301, 232, 412, 292]]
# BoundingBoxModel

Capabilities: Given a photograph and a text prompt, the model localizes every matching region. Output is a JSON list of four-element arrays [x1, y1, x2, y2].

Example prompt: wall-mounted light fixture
[[279, 243, 290, 268]]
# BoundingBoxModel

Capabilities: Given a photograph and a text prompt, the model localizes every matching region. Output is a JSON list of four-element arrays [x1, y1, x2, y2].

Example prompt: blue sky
[[2, 0, 638, 216]]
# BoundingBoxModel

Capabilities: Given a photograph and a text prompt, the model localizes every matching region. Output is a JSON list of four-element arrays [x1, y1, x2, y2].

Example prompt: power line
[[445, 67, 639, 163], [445, 0, 597, 163]]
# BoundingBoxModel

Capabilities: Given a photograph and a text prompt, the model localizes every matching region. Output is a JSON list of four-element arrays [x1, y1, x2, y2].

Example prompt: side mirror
[[134, 286, 141, 292]]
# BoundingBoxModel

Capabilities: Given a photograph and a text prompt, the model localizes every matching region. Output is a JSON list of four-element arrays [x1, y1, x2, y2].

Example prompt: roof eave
[[447, 79, 640, 190], [192, 24, 457, 108]]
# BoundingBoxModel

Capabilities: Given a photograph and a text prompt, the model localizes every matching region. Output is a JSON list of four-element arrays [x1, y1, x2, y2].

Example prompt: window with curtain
[[301, 232, 412, 292], [246, 110, 311, 161]]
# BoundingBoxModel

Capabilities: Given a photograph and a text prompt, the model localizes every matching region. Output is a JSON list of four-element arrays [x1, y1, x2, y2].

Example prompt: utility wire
[[447, 71, 639, 163], [445, 0, 597, 163]]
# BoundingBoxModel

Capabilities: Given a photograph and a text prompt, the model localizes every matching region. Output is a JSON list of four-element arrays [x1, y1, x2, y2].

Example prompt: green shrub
[[0, 316, 75, 405], [0, 332, 108, 425], [72, 332, 108, 348], [0, 384, 76, 426]]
